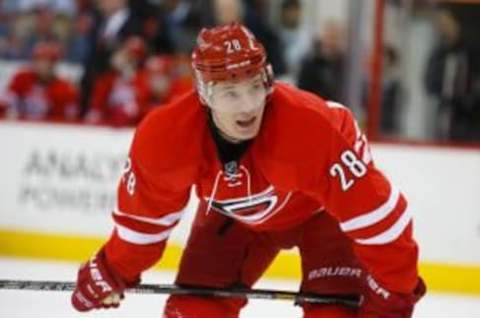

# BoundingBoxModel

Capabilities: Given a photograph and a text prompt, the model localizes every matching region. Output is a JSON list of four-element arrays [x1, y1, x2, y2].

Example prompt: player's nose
[[237, 94, 262, 113]]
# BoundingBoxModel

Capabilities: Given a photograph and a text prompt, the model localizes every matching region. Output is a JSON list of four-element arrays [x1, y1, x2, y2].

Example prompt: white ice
[[0, 257, 479, 317]]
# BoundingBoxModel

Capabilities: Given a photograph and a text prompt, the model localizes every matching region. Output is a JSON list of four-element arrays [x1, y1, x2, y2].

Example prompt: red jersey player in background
[[71, 23, 425, 317], [144, 54, 193, 111], [0, 42, 78, 121], [85, 36, 150, 127]]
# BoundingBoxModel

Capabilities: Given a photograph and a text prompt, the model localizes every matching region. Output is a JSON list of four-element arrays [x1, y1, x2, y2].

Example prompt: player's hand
[[71, 248, 128, 312], [358, 276, 426, 318]]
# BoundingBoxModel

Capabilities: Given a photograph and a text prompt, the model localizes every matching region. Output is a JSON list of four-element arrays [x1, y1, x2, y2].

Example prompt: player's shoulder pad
[[130, 90, 205, 175], [264, 83, 353, 158]]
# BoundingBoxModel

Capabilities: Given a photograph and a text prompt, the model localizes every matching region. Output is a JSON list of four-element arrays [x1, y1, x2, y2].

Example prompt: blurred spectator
[[129, 0, 174, 54], [22, 6, 61, 58], [297, 20, 346, 102], [277, 0, 310, 77], [145, 54, 193, 110], [3, 0, 75, 13], [79, 0, 142, 116], [212, 0, 243, 25], [424, 10, 479, 141], [145, 55, 175, 108], [0, 1, 76, 59], [1, 11, 35, 59], [0, 41, 78, 121], [62, 0, 96, 63], [381, 46, 403, 136], [140, 12, 174, 55], [66, 10, 93, 63], [209, 0, 286, 75], [85, 36, 149, 127], [163, 0, 205, 54], [244, 0, 286, 75], [374, 45, 403, 136], [0, 0, 8, 36], [0, 0, 11, 58]]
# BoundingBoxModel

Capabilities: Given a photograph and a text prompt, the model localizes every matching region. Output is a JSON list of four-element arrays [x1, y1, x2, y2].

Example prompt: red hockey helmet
[[32, 42, 61, 61], [191, 23, 273, 103]]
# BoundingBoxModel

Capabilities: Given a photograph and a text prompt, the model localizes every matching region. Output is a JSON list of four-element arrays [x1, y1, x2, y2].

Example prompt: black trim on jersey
[[207, 111, 252, 171]]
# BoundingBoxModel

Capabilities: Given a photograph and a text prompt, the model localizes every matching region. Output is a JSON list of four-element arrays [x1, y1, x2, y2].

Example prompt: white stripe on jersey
[[326, 101, 347, 109], [115, 223, 172, 245], [113, 208, 183, 226], [340, 186, 401, 232], [355, 209, 412, 245]]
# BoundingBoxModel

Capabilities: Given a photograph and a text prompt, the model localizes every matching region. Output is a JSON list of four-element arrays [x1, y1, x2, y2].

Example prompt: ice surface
[[0, 257, 479, 317]]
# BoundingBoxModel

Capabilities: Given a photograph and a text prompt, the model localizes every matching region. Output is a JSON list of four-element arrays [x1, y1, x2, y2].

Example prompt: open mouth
[[236, 117, 256, 128]]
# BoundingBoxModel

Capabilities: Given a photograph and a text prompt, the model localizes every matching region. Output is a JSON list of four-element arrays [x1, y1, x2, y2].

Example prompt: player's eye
[[251, 83, 263, 91], [223, 91, 239, 99]]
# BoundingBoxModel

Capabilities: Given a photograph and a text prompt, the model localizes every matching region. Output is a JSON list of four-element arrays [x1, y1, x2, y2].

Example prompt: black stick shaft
[[0, 279, 359, 307]]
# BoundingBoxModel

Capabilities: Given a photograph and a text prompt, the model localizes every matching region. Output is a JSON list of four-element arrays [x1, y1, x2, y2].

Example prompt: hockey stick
[[0, 279, 359, 307]]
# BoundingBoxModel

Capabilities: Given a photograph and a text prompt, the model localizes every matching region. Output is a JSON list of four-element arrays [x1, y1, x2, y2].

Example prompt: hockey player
[[71, 23, 425, 317], [0, 42, 78, 121]]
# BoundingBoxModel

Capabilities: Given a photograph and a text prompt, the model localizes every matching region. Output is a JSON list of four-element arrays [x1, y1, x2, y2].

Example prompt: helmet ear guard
[[264, 63, 274, 95]]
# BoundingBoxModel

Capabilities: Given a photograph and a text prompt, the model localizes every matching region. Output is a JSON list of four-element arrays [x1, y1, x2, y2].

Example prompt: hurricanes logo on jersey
[[207, 185, 292, 224]]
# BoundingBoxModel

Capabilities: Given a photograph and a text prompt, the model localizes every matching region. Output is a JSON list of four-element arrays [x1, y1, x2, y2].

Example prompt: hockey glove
[[358, 276, 426, 318], [71, 248, 133, 311]]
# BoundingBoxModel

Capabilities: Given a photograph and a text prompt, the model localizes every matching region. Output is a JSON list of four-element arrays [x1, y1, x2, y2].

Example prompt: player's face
[[33, 58, 54, 79], [208, 74, 267, 143]]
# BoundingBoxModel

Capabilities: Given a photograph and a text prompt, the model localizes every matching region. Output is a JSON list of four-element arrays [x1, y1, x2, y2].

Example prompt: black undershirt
[[207, 111, 252, 235], [207, 111, 251, 174]]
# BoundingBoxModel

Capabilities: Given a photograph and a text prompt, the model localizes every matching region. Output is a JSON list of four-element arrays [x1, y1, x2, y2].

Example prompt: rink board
[[1, 121, 479, 295]]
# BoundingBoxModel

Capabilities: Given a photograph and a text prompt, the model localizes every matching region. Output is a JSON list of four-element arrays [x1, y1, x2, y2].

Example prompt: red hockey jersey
[[89, 70, 150, 126], [0, 68, 78, 121], [105, 82, 419, 295]]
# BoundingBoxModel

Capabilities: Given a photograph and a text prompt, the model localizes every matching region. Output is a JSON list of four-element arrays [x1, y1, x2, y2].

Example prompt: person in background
[[160, 0, 201, 54], [297, 20, 346, 103], [424, 9, 479, 141], [1, 8, 45, 60], [67, 6, 94, 63], [79, 0, 142, 116], [0, 41, 78, 121], [127, 0, 175, 55], [0, 0, 13, 59], [362, 45, 403, 137], [145, 54, 175, 108], [277, 0, 311, 78], [145, 54, 193, 112], [379, 45, 403, 136], [85, 36, 149, 127], [21, 4, 67, 60]]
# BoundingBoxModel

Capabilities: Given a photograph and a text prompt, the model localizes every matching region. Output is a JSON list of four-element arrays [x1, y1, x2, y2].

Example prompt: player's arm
[[312, 102, 425, 317], [71, 120, 191, 311]]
